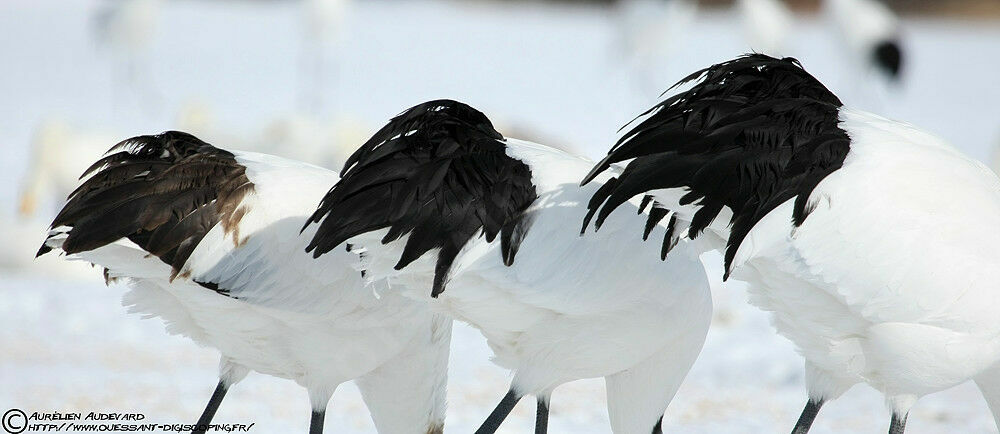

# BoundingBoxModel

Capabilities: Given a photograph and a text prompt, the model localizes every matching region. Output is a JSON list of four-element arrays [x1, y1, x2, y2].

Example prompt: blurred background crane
[[92, 0, 164, 112]]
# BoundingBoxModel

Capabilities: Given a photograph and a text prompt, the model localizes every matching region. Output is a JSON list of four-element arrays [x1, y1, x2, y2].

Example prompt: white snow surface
[[1, 0, 999, 433]]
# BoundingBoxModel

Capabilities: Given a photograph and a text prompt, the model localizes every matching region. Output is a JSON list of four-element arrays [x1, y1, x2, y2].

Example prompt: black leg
[[652, 416, 663, 434], [889, 412, 907, 434], [309, 410, 325, 434], [791, 399, 824, 434], [535, 398, 549, 434], [191, 381, 229, 434], [474, 390, 522, 434]]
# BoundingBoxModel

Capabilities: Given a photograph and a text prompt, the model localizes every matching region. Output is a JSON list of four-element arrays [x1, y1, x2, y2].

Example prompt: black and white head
[[583, 54, 851, 278], [304, 99, 538, 297]]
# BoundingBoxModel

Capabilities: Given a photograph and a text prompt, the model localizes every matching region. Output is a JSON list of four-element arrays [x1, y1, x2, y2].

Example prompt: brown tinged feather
[[40, 131, 254, 294]]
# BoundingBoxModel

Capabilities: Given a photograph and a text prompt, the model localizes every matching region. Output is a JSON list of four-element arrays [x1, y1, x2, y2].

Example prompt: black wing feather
[[583, 54, 850, 279], [42, 131, 254, 287], [304, 99, 537, 297]]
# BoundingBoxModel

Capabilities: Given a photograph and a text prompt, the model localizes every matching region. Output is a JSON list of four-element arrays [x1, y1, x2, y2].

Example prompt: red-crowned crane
[[303, 99, 714, 434], [38, 131, 450, 434], [584, 54, 1000, 434]]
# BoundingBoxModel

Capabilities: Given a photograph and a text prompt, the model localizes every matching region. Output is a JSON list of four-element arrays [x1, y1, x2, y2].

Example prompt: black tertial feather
[[582, 54, 850, 278], [661, 214, 679, 261], [580, 177, 618, 235], [303, 99, 538, 297], [638, 195, 654, 214], [643, 207, 669, 241], [41, 131, 253, 289]]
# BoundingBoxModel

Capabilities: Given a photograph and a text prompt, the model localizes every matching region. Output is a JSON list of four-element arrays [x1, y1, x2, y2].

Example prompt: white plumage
[[456, 139, 712, 434], [739, 109, 1000, 428], [40, 137, 449, 434], [585, 54, 1000, 434], [305, 100, 714, 434]]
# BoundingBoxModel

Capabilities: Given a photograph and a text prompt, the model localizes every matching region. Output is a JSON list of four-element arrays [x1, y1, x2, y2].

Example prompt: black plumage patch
[[303, 99, 538, 297], [40, 131, 253, 292], [582, 54, 850, 279]]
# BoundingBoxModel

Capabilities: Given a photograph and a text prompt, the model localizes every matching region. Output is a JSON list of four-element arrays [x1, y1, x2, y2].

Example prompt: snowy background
[[2, 0, 1000, 433]]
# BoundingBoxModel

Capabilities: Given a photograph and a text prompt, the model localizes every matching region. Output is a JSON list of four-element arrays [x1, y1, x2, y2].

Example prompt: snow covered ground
[[2, 0, 999, 433]]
